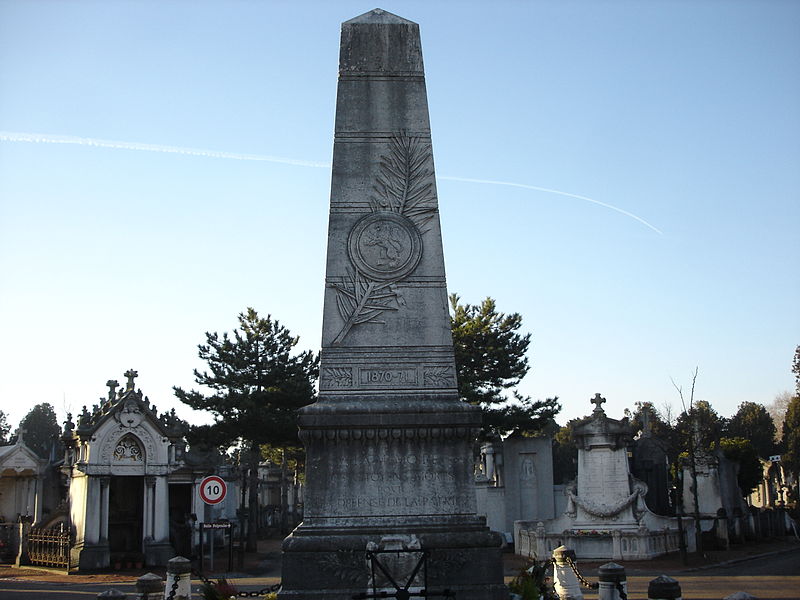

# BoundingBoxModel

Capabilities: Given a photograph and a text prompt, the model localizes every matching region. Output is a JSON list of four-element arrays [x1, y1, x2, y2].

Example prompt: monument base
[[144, 540, 175, 567], [281, 523, 506, 600], [280, 398, 506, 600], [71, 542, 110, 571]]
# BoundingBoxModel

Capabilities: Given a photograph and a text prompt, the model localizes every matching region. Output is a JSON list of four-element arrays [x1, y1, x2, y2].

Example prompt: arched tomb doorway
[[108, 434, 145, 565]]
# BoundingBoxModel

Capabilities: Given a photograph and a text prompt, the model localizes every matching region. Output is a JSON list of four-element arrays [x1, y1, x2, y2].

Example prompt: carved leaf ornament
[[332, 134, 438, 345]]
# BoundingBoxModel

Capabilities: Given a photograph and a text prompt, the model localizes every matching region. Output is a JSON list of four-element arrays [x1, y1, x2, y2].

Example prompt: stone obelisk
[[280, 10, 505, 600]]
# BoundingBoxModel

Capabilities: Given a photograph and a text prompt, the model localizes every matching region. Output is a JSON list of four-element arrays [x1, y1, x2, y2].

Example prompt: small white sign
[[199, 475, 227, 505]]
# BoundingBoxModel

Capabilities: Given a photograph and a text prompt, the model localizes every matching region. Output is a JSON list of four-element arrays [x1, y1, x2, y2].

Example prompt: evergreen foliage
[[719, 436, 762, 496], [782, 395, 800, 477], [675, 400, 725, 452], [15, 403, 61, 458], [725, 401, 776, 459], [0, 410, 9, 444], [174, 308, 318, 449], [174, 307, 318, 548], [551, 424, 577, 484], [449, 294, 560, 439]]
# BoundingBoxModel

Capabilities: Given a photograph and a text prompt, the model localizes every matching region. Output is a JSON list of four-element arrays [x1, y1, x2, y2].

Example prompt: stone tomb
[[0, 433, 49, 524], [516, 395, 691, 560], [474, 435, 556, 540], [62, 371, 237, 570], [280, 9, 505, 600]]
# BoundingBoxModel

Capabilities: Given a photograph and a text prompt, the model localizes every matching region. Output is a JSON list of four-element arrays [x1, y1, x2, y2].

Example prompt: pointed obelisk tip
[[340, 8, 423, 74], [344, 8, 417, 26]]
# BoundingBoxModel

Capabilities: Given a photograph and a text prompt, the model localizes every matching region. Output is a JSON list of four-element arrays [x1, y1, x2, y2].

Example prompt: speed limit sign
[[199, 475, 227, 505]]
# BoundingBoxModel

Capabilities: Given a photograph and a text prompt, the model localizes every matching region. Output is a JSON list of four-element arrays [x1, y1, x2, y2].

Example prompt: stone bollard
[[648, 575, 682, 600], [97, 590, 127, 599], [723, 593, 758, 600], [163, 556, 192, 600], [14, 516, 32, 567], [137, 572, 165, 599], [597, 562, 626, 600], [552, 545, 584, 600]]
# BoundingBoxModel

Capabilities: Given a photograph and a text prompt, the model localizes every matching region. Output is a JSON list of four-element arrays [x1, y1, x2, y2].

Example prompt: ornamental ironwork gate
[[28, 523, 70, 569]]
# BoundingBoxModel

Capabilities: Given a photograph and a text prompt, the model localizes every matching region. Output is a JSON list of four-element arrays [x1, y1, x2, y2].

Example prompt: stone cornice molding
[[299, 425, 479, 444]]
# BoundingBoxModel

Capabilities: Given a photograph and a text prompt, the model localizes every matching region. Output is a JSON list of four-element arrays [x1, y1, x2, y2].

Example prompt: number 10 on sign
[[199, 475, 227, 505]]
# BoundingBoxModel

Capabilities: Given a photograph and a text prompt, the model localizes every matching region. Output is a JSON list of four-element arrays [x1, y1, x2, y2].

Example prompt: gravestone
[[279, 9, 505, 600]]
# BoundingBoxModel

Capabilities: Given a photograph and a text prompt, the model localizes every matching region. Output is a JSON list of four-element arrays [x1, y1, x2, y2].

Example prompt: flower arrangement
[[200, 578, 238, 600], [200, 578, 277, 600], [508, 560, 557, 600]]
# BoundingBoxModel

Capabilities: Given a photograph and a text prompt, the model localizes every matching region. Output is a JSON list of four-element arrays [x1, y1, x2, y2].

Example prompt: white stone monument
[[516, 395, 692, 560]]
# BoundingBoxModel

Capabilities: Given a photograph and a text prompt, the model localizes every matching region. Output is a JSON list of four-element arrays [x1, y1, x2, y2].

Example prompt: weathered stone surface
[[280, 9, 504, 600]]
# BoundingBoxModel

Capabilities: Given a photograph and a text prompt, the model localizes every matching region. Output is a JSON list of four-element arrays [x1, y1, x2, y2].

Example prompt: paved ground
[[0, 537, 798, 599]]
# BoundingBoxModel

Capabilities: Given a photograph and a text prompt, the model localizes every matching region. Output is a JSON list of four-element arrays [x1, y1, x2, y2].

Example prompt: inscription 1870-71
[[360, 367, 417, 386]]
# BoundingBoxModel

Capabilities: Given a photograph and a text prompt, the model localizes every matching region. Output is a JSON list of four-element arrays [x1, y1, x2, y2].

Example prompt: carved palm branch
[[372, 133, 438, 232], [332, 268, 399, 345], [333, 134, 432, 345]]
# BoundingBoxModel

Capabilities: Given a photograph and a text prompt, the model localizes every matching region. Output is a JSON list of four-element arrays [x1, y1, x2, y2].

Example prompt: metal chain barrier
[[563, 555, 599, 590], [192, 568, 281, 597], [166, 572, 180, 600], [615, 581, 628, 600]]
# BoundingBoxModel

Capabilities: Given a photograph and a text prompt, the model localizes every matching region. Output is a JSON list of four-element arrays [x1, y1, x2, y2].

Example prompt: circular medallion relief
[[347, 212, 422, 281]]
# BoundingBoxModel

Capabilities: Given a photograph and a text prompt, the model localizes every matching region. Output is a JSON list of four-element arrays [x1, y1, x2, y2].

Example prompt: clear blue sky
[[1, 1, 798, 432]]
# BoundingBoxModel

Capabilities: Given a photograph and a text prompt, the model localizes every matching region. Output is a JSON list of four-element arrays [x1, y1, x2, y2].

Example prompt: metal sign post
[[200, 522, 233, 574]]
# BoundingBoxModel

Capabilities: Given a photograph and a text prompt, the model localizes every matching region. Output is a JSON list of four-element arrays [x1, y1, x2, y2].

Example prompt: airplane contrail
[[438, 175, 663, 235], [0, 130, 662, 234], [0, 131, 330, 168]]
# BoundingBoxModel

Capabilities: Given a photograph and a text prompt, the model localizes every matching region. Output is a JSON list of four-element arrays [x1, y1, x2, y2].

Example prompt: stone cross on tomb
[[124, 370, 138, 391], [591, 393, 606, 413], [641, 405, 652, 434], [106, 379, 119, 400]]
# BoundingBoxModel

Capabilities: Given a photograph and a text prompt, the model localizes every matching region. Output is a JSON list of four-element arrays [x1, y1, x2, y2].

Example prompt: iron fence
[[28, 523, 70, 569]]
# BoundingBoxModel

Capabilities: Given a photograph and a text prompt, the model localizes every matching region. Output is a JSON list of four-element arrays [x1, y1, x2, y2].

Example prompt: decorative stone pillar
[[597, 562, 626, 600], [14, 516, 32, 567], [648, 575, 682, 600], [136, 572, 164, 599], [154, 478, 169, 542], [85, 477, 102, 545], [99, 477, 110, 542], [144, 477, 174, 566], [552, 545, 584, 600], [163, 556, 191, 600], [144, 477, 156, 540], [611, 529, 622, 561], [32, 476, 41, 524]]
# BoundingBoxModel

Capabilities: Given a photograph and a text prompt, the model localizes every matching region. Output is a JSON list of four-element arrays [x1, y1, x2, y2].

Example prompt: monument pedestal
[[282, 400, 505, 599]]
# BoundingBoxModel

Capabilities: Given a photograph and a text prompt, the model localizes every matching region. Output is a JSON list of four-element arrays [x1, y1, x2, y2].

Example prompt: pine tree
[[174, 308, 318, 548], [449, 294, 560, 439], [16, 403, 61, 458], [725, 401, 776, 459], [0, 410, 10, 444]]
